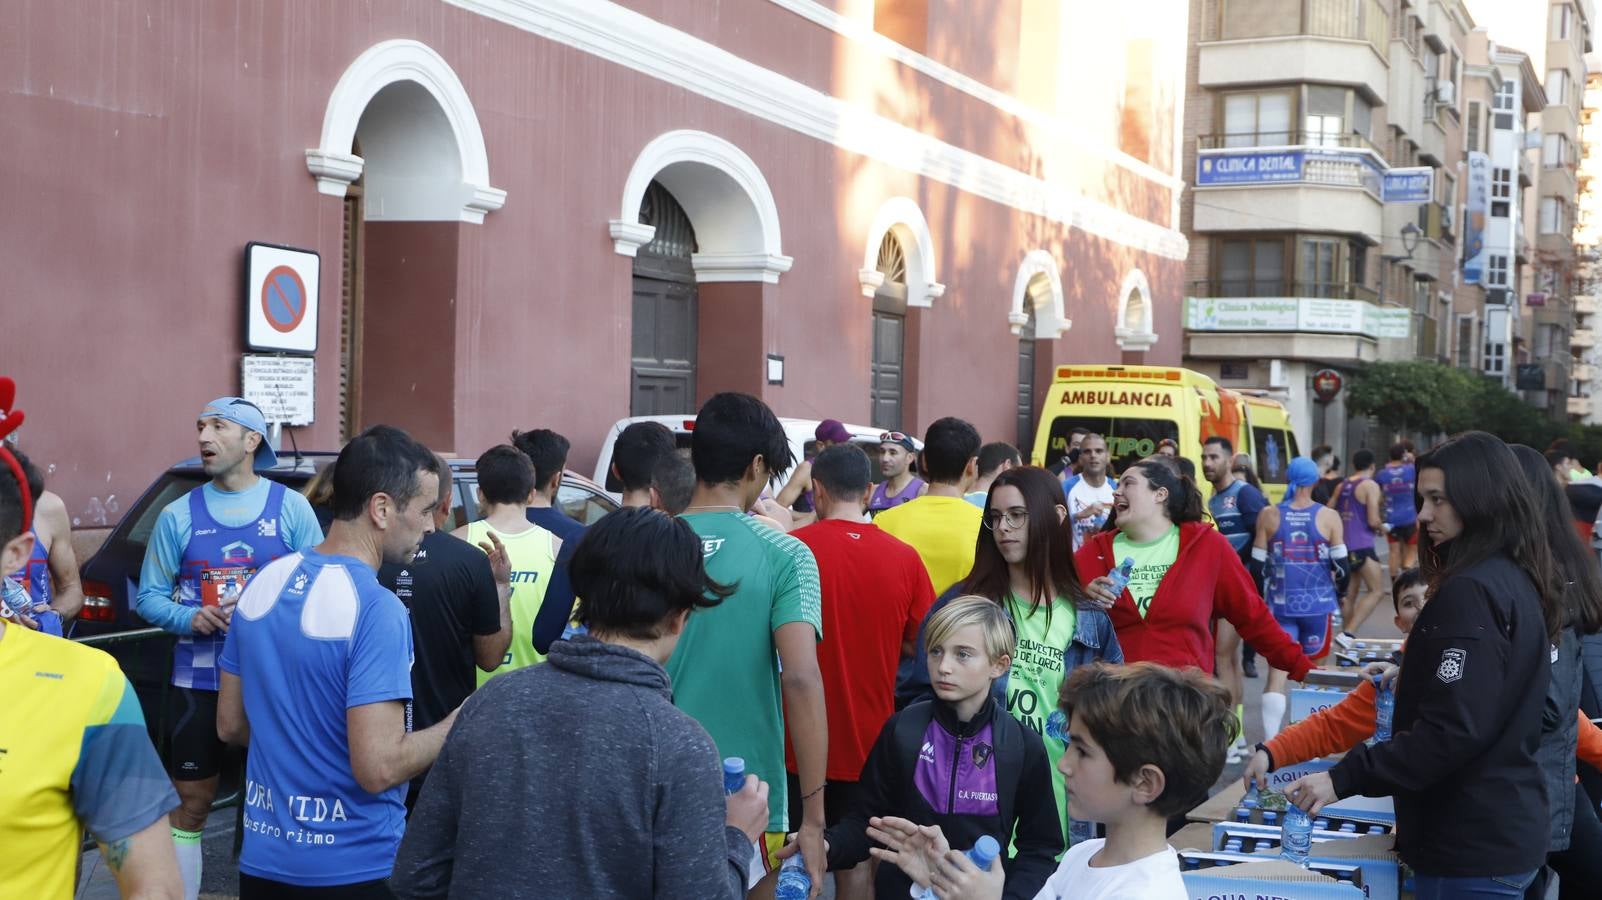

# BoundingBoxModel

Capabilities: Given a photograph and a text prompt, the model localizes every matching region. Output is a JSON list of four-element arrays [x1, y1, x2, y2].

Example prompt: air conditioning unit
[[1525, 129, 1544, 150], [1434, 81, 1456, 105]]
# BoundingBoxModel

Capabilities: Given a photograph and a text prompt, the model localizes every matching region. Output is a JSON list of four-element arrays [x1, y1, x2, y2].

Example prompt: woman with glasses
[[899, 465, 1120, 848], [1078, 457, 1313, 682]]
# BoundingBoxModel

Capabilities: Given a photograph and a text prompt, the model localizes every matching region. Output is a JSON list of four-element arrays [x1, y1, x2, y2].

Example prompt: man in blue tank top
[[1203, 435, 1266, 763], [134, 397, 322, 900], [1373, 442, 1418, 577], [1251, 457, 1349, 741], [0, 450, 85, 637]]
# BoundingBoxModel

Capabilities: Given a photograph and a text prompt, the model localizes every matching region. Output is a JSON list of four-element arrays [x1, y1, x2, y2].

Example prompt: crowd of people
[[4, 373, 1602, 898]]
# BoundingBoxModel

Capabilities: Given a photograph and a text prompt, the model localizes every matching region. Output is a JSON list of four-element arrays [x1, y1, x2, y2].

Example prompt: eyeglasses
[[880, 431, 910, 443], [982, 509, 1029, 531]]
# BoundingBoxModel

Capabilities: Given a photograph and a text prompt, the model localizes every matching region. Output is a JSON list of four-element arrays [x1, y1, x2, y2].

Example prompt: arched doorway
[[1017, 303, 1037, 453], [630, 182, 699, 416], [871, 233, 909, 431], [1009, 252, 1069, 456]]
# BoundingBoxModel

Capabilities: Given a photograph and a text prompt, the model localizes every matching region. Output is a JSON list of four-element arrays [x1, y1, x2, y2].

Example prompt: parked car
[[591, 415, 921, 500]]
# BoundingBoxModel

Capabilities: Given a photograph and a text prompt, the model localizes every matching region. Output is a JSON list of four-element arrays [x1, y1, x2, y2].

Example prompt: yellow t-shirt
[[0, 624, 176, 900], [467, 521, 560, 685], [873, 495, 984, 594]]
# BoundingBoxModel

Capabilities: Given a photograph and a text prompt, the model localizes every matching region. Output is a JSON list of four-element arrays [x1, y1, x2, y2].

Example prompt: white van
[[592, 415, 917, 500]]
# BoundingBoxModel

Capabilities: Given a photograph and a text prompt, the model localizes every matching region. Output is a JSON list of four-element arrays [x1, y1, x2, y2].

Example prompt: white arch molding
[[1008, 250, 1069, 338], [305, 39, 506, 224], [1115, 268, 1158, 352], [609, 130, 793, 283], [858, 197, 944, 308]]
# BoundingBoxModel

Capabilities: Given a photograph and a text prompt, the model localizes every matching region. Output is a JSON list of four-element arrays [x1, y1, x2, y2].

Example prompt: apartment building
[[1181, 0, 1474, 459], [1576, 68, 1602, 422]]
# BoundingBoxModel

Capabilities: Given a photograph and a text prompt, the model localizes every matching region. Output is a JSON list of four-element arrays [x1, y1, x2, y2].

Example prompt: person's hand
[[1362, 661, 1399, 691], [13, 608, 40, 630], [929, 841, 1006, 900], [477, 530, 512, 587], [1285, 771, 1338, 814], [724, 775, 769, 844], [866, 817, 948, 889], [1243, 748, 1270, 793], [793, 821, 827, 897], [192, 605, 231, 635], [1084, 576, 1120, 609]]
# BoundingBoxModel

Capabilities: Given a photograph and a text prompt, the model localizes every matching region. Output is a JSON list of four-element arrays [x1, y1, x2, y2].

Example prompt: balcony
[[1199, 0, 1389, 102], [1574, 363, 1595, 383], [1570, 396, 1591, 417], [1184, 283, 1405, 338], [1578, 295, 1599, 316], [1193, 142, 1385, 235], [1574, 329, 1597, 350]]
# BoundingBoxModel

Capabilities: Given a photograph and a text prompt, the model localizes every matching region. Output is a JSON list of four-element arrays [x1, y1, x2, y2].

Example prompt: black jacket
[[825, 696, 1063, 900], [1329, 554, 1551, 876]]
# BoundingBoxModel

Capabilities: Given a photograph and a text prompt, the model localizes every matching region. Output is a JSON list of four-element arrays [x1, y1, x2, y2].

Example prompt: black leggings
[[240, 874, 395, 899], [1532, 781, 1602, 899]]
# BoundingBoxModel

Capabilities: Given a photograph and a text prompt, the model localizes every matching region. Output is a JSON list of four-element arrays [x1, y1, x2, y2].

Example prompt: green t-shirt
[[1004, 595, 1077, 848], [666, 512, 821, 833], [1113, 525, 1180, 618]]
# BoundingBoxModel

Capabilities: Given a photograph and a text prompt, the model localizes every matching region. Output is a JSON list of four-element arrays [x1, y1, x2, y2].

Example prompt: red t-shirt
[[786, 519, 935, 782]]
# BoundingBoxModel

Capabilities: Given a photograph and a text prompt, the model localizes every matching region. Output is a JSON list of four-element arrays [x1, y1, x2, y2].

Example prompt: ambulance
[[1029, 365, 1300, 502]]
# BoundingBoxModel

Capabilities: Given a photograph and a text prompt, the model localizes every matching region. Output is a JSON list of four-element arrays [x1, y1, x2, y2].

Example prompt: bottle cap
[[971, 835, 1001, 867], [723, 757, 744, 775]]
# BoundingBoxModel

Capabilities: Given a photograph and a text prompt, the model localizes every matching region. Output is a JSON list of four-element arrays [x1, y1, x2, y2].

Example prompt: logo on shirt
[[193, 528, 218, 537], [1437, 647, 1466, 683], [257, 519, 278, 538], [847, 532, 861, 540], [701, 537, 726, 559], [919, 741, 935, 764], [971, 742, 993, 769], [291, 572, 309, 593], [1218, 496, 1237, 511], [220, 540, 254, 564]]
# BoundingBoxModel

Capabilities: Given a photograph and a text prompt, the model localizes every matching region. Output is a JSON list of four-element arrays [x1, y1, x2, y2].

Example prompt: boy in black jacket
[[790, 596, 1062, 899]]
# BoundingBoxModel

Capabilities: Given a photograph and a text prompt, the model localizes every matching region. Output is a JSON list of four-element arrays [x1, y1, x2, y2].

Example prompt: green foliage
[[1347, 360, 1568, 451]]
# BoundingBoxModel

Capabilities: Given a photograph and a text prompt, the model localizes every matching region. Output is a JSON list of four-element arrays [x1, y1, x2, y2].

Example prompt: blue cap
[[1286, 456, 1320, 489], [970, 835, 1001, 868], [199, 397, 277, 470]]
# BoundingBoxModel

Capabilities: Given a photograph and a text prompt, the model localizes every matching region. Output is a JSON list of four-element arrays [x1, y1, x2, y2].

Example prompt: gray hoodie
[[392, 635, 751, 899]]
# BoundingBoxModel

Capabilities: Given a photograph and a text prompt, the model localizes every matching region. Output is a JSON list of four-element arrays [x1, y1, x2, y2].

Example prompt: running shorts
[[167, 686, 226, 781], [1387, 523, 1418, 544], [1274, 610, 1332, 659]]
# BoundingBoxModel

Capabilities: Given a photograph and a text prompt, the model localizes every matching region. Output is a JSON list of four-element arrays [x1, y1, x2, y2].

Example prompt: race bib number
[[201, 566, 255, 608]]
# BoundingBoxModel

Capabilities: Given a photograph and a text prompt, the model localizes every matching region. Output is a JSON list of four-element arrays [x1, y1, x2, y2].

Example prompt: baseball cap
[[1287, 456, 1320, 489], [199, 397, 278, 470], [816, 419, 851, 444], [880, 431, 917, 453]]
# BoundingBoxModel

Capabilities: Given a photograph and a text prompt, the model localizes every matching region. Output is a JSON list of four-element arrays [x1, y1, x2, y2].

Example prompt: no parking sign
[[245, 242, 320, 354]]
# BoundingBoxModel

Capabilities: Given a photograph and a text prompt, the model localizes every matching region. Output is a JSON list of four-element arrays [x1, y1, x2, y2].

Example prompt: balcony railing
[[1189, 279, 1380, 302], [1206, 0, 1389, 54], [1198, 131, 1386, 156], [1577, 295, 1599, 316], [1574, 329, 1597, 349], [1570, 396, 1591, 416]]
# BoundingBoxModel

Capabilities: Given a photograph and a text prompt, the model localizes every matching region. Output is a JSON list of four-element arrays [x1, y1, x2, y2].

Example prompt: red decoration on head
[[0, 377, 31, 533]]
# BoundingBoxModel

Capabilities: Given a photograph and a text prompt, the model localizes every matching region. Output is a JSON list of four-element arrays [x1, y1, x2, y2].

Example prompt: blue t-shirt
[[1208, 479, 1266, 558], [219, 549, 414, 886], [1373, 462, 1417, 528], [524, 505, 585, 545]]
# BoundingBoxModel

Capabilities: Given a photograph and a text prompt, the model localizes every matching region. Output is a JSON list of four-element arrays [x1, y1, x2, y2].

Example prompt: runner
[[964, 441, 1021, 507], [133, 396, 322, 900], [777, 418, 853, 527], [665, 392, 827, 891], [217, 425, 454, 898], [869, 431, 924, 515], [2, 449, 84, 636], [511, 428, 586, 544], [606, 420, 678, 509], [1065, 433, 1115, 552], [1202, 436, 1266, 763], [874, 417, 984, 595], [1309, 446, 1342, 505], [1374, 442, 1419, 577], [457, 445, 560, 682], [788, 444, 934, 900], [1251, 457, 1346, 740], [377, 459, 511, 810], [0, 388, 183, 899], [1328, 449, 1388, 648]]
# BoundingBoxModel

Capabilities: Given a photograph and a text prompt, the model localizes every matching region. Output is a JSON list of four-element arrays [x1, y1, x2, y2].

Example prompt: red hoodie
[[1075, 521, 1313, 680]]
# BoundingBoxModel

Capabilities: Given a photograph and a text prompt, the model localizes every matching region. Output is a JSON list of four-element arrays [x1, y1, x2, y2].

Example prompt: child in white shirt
[[868, 661, 1238, 900]]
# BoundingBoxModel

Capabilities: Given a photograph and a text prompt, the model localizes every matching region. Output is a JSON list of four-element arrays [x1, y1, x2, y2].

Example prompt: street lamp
[[1378, 221, 1423, 308]]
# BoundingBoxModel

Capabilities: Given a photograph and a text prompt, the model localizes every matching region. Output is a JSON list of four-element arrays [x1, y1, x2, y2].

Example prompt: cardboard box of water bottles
[[1171, 824, 1377, 900]]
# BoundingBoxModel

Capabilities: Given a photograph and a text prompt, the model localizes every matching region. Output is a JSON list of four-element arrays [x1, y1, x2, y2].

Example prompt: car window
[[1252, 427, 1290, 486], [601, 432, 694, 493], [122, 474, 205, 547], [1044, 416, 1180, 476], [446, 475, 472, 531], [557, 483, 615, 526]]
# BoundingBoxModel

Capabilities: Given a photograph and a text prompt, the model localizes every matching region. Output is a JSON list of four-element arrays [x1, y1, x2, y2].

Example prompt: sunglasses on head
[[880, 432, 910, 443]]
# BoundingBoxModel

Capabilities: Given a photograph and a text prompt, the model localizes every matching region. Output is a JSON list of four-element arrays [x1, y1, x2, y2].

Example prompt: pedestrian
[[510, 427, 587, 544], [1155, 438, 1179, 459], [1063, 434, 1114, 552], [1201, 436, 1266, 762], [392, 506, 767, 899], [1286, 431, 1563, 897], [1231, 453, 1262, 491], [0, 389, 184, 900], [217, 425, 455, 898], [900, 465, 1122, 847], [301, 459, 337, 533], [872, 662, 1237, 900], [777, 418, 855, 527], [869, 431, 924, 515], [786, 443, 935, 900], [1374, 442, 1419, 576], [1, 449, 84, 636], [819, 597, 1063, 899], [1309, 446, 1341, 506], [456, 445, 560, 681], [606, 420, 678, 509], [965, 442, 1021, 507], [1251, 457, 1347, 741], [1077, 457, 1314, 682], [651, 452, 695, 515], [377, 458, 511, 810], [1048, 427, 1089, 478], [1329, 449, 1388, 648], [133, 396, 322, 900], [874, 417, 985, 595], [667, 392, 828, 889], [1511, 444, 1602, 897]]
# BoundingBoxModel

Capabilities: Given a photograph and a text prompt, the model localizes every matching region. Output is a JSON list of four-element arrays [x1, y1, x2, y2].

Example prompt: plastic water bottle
[[1104, 557, 1136, 596], [1373, 675, 1395, 743], [723, 757, 745, 795], [1280, 806, 1313, 866], [915, 836, 1000, 899], [774, 853, 811, 900], [1242, 782, 1261, 809]]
